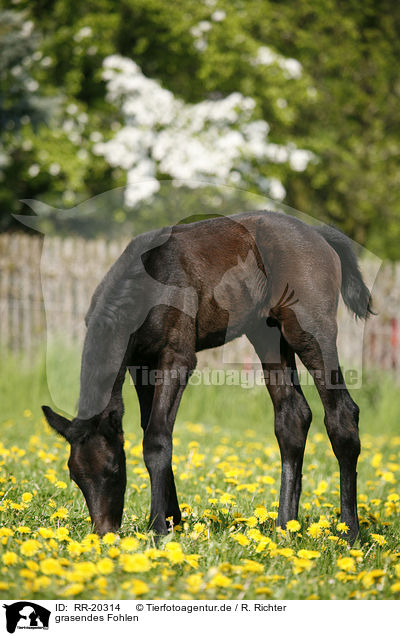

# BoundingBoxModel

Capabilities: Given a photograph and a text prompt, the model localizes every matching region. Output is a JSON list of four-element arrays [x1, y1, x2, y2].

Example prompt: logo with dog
[[2, 602, 50, 633]]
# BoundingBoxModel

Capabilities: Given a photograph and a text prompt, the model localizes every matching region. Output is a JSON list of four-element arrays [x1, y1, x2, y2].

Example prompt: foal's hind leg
[[131, 364, 182, 527], [247, 324, 312, 528], [281, 314, 360, 544]]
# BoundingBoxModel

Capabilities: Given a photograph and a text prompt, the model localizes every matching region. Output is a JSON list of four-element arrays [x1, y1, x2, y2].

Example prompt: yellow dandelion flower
[[38, 528, 55, 539], [164, 543, 185, 564], [318, 515, 330, 529], [255, 538, 271, 553], [81, 534, 100, 553], [71, 562, 97, 581], [292, 557, 314, 574], [55, 527, 70, 541], [371, 533, 387, 546], [371, 453, 382, 468], [55, 481, 67, 489], [16, 526, 31, 534], [297, 549, 320, 559], [186, 573, 203, 594], [2, 551, 18, 565], [246, 516, 258, 528], [208, 573, 231, 588], [286, 520, 301, 532], [19, 568, 35, 579], [21, 492, 33, 503], [219, 493, 235, 505], [185, 554, 201, 568], [254, 506, 269, 522], [120, 536, 139, 552], [61, 583, 84, 596], [255, 586, 272, 595], [26, 560, 39, 571], [307, 523, 322, 538], [361, 569, 385, 589], [337, 557, 355, 572], [108, 547, 120, 559], [97, 558, 114, 574], [20, 539, 41, 557], [120, 553, 151, 573], [337, 522, 349, 533], [50, 507, 69, 520], [232, 533, 250, 546], [247, 528, 263, 542], [102, 532, 117, 545], [350, 549, 363, 560], [67, 541, 83, 557], [258, 475, 275, 485], [131, 579, 149, 596], [391, 582, 400, 593], [242, 559, 264, 573], [32, 576, 51, 591], [95, 576, 108, 590], [313, 481, 328, 496], [277, 548, 294, 558], [145, 548, 162, 560], [40, 558, 64, 576]]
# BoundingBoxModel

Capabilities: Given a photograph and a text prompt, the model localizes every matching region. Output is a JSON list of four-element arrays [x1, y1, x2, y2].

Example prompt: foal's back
[[137, 211, 341, 349]]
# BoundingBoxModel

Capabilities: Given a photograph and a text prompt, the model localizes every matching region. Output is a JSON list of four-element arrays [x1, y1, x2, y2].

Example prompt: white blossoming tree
[[94, 55, 314, 207]]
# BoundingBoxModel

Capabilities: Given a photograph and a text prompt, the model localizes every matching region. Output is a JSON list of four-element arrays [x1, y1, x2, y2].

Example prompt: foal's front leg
[[142, 349, 194, 536]]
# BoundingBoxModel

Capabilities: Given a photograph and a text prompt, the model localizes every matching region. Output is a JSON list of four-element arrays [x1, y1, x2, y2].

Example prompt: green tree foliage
[[1, 0, 399, 257]]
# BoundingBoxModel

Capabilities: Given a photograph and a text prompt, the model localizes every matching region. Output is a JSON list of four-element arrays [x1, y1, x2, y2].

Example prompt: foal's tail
[[316, 225, 374, 319]]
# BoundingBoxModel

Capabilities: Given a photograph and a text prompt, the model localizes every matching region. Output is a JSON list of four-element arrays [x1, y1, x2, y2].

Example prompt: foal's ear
[[42, 406, 71, 441]]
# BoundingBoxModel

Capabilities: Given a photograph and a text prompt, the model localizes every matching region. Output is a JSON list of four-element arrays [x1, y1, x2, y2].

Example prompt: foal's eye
[[105, 464, 119, 477]]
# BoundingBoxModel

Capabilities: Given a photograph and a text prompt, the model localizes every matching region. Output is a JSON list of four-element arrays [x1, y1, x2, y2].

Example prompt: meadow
[[0, 351, 399, 600]]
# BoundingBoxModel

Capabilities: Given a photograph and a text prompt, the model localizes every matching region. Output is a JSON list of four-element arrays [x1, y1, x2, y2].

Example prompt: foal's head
[[42, 406, 126, 535]]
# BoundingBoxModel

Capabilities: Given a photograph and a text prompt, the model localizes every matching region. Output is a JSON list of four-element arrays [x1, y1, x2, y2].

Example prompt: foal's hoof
[[166, 513, 182, 528], [339, 525, 359, 547], [153, 531, 169, 547], [148, 522, 169, 545]]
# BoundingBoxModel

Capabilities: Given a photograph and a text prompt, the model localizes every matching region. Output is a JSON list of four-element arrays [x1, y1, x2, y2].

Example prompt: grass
[[0, 350, 400, 600]]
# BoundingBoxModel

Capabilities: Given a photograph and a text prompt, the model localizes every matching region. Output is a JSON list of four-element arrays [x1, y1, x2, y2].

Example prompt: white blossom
[[211, 10, 226, 21], [74, 26, 92, 42], [48, 162, 61, 176], [96, 54, 312, 206], [28, 164, 40, 177], [268, 178, 286, 200], [253, 46, 303, 79]]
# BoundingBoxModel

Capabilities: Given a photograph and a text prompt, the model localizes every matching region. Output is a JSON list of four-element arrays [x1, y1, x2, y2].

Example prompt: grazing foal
[[43, 211, 372, 543]]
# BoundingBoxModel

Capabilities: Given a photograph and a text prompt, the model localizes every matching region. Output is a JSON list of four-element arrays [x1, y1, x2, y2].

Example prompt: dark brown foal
[[42, 211, 372, 543]]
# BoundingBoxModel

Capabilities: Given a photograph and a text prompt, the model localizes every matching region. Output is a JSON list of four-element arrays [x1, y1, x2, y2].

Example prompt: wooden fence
[[1, 232, 399, 377]]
